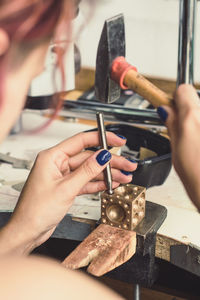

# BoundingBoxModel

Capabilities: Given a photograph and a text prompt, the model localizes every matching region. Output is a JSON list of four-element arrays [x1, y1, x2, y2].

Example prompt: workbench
[[0, 110, 200, 266], [0, 108, 200, 298], [2, 62, 200, 298]]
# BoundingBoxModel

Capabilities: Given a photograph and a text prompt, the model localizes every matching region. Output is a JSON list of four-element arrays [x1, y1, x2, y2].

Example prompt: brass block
[[101, 184, 146, 231]]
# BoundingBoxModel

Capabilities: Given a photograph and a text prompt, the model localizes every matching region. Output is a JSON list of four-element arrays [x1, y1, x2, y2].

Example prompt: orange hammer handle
[[111, 57, 172, 108], [124, 69, 172, 107]]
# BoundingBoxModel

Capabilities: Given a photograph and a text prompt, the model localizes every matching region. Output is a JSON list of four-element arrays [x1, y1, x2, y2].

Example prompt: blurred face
[[0, 0, 80, 143], [0, 37, 50, 142]]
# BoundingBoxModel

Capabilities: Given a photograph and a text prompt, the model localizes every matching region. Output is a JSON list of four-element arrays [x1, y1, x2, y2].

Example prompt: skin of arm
[[0, 21, 137, 256], [0, 2, 132, 299], [160, 84, 200, 211], [0, 131, 137, 255], [0, 256, 124, 300]]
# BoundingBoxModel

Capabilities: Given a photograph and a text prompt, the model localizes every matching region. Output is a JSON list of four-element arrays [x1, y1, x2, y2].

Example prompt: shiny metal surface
[[95, 14, 125, 103], [133, 284, 140, 300], [96, 112, 113, 194], [101, 184, 146, 230], [177, 0, 197, 86]]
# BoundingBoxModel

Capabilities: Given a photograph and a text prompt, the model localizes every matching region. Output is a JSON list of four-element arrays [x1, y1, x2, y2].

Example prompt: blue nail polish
[[96, 150, 111, 166], [121, 170, 132, 176], [116, 134, 127, 140], [157, 106, 168, 123]]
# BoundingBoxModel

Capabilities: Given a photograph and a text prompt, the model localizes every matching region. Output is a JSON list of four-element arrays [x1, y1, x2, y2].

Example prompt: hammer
[[95, 14, 172, 107]]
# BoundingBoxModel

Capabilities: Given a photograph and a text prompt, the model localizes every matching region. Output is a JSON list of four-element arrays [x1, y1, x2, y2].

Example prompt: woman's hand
[[0, 131, 137, 255], [157, 84, 200, 211]]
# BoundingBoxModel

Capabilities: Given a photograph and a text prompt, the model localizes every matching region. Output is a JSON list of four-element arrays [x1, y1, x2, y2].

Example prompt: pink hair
[[0, 0, 73, 131]]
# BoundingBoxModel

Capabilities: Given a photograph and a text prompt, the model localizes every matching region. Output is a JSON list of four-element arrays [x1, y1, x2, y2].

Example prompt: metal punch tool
[[96, 112, 113, 195]]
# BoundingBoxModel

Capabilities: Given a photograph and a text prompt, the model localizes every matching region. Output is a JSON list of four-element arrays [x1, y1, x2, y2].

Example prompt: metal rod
[[133, 284, 140, 300], [96, 112, 113, 195], [177, 0, 197, 86]]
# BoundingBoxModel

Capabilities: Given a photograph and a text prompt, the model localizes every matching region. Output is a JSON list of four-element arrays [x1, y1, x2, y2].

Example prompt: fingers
[[110, 156, 137, 172], [157, 84, 200, 140], [62, 149, 112, 195], [78, 181, 120, 195], [157, 84, 199, 124], [68, 151, 137, 184], [52, 131, 126, 158], [69, 150, 137, 172], [93, 168, 133, 184], [68, 151, 93, 170], [157, 104, 178, 145], [159, 105, 177, 138], [174, 84, 200, 110]]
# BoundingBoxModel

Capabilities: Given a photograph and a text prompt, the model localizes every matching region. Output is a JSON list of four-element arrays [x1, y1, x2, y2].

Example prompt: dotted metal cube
[[101, 184, 146, 231]]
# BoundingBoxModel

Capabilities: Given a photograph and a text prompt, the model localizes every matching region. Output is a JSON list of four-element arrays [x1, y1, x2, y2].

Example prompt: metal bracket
[[170, 243, 200, 277], [105, 201, 167, 287]]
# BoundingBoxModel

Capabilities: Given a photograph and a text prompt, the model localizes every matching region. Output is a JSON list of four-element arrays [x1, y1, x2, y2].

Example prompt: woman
[[0, 0, 199, 299], [0, 1, 135, 299], [0, 0, 138, 255]]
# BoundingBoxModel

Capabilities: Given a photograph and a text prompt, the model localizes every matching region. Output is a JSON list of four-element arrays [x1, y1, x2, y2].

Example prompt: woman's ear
[[0, 29, 10, 56]]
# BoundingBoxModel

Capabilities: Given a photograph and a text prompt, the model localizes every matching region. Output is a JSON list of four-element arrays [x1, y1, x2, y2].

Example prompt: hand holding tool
[[96, 112, 113, 195], [95, 14, 172, 107]]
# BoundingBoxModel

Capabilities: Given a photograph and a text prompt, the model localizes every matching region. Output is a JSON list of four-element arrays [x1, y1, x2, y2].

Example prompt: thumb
[[162, 105, 176, 138], [157, 105, 176, 138], [175, 84, 200, 110], [67, 149, 112, 195]]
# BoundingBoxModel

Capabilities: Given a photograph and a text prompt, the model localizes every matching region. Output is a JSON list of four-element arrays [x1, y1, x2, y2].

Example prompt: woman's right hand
[[157, 84, 200, 210], [0, 131, 137, 255]]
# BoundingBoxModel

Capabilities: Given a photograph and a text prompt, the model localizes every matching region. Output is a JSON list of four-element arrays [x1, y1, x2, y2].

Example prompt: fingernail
[[121, 170, 132, 176], [116, 134, 127, 140], [96, 149, 111, 166], [157, 106, 168, 122]]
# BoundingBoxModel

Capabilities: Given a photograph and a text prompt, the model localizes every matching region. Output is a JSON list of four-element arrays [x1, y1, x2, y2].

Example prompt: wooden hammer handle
[[124, 69, 172, 107], [111, 57, 173, 108]]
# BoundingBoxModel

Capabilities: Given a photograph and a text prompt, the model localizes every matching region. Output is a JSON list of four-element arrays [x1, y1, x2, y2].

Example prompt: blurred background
[[78, 0, 200, 82]]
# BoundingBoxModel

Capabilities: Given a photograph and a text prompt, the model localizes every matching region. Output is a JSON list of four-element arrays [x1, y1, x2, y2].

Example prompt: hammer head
[[95, 14, 125, 104]]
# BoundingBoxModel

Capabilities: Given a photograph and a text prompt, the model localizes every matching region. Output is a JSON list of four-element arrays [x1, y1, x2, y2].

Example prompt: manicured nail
[[116, 134, 127, 140], [157, 106, 168, 123], [121, 170, 132, 176], [96, 149, 111, 166]]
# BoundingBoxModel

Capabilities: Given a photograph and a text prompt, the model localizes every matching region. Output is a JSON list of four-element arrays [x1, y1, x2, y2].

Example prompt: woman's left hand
[[0, 131, 137, 255]]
